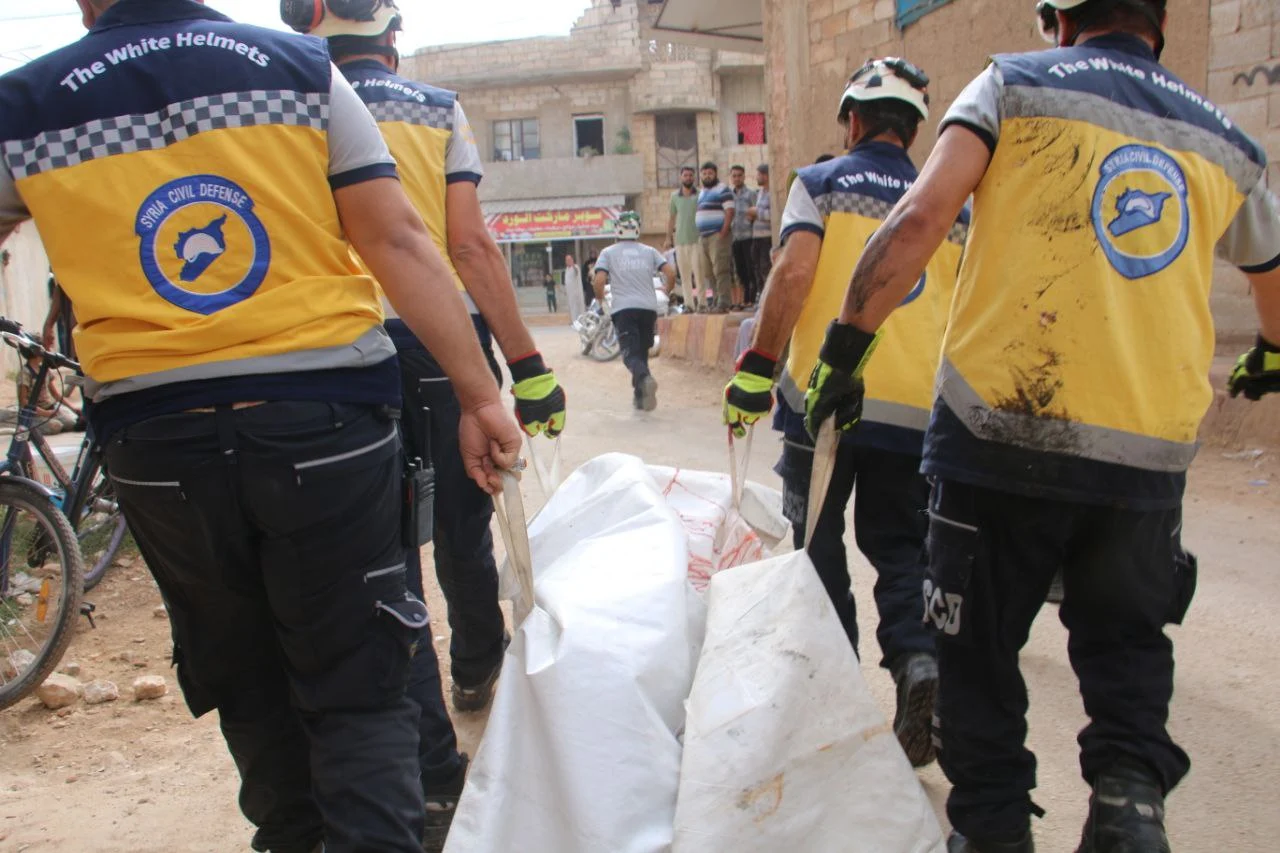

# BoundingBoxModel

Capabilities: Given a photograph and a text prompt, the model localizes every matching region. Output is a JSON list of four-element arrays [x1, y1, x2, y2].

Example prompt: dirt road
[[2, 325, 1278, 851]]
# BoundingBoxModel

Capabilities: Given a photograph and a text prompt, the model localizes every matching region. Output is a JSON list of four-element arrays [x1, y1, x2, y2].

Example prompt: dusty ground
[[2, 325, 1279, 852]]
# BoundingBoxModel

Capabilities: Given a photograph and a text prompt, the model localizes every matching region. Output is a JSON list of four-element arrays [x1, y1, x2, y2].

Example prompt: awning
[[481, 195, 626, 243], [480, 195, 626, 216], [652, 0, 764, 53]]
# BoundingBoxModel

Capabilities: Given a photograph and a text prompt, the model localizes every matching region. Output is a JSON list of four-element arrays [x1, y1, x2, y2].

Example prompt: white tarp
[[446, 452, 943, 853], [674, 552, 945, 852]]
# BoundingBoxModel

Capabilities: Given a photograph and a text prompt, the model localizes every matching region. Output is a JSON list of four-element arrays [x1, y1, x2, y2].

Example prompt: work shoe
[[450, 632, 510, 713], [1076, 759, 1171, 853], [423, 753, 469, 853], [637, 375, 659, 412], [948, 830, 1034, 852], [891, 652, 939, 767]]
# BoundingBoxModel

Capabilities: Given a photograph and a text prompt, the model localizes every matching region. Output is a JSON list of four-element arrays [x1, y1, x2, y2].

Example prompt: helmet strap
[[328, 34, 400, 65]]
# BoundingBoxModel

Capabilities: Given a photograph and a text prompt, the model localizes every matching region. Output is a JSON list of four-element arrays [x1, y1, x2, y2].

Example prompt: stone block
[[811, 0, 834, 17], [1223, 95, 1270, 137], [874, 0, 896, 21], [1271, 91, 1280, 127], [856, 19, 893, 50], [1238, 0, 1273, 29], [1209, 26, 1272, 70], [1210, 0, 1240, 35], [849, 1, 877, 28], [821, 13, 847, 40]]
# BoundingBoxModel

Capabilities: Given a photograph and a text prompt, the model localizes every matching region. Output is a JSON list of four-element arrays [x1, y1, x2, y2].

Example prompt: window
[[895, 0, 954, 28], [736, 112, 766, 145], [655, 113, 698, 188], [574, 115, 605, 158], [493, 118, 540, 161]]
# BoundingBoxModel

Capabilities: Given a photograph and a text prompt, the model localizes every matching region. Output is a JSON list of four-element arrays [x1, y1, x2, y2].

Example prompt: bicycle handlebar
[[0, 316, 80, 371]]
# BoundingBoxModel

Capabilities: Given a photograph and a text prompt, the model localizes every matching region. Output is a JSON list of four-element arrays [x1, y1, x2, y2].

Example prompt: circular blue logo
[[135, 175, 271, 315], [1090, 145, 1189, 280]]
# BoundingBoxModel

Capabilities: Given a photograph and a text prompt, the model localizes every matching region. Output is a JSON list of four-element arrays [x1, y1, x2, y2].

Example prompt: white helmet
[[1035, 0, 1166, 54], [1035, 0, 1089, 41], [616, 211, 641, 241], [838, 57, 930, 123], [281, 0, 401, 39]]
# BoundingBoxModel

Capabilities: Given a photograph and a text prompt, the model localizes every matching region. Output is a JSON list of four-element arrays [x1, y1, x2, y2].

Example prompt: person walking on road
[[729, 165, 757, 309], [593, 212, 675, 411], [665, 166, 703, 311], [721, 58, 967, 771], [564, 253, 585, 322], [747, 164, 773, 306], [0, 2, 523, 852], [696, 162, 735, 313], [301, 3, 568, 847], [805, 2, 1280, 850]]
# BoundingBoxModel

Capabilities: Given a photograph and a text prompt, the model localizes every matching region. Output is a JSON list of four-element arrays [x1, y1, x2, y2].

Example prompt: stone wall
[[400, 0, 643, 89], [767, 0, 1210, 171], [1205, 0, 1278, 341], [761, 0, 1280, 341]]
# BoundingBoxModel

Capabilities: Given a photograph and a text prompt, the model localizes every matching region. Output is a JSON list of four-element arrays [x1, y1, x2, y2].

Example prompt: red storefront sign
[[486, 207, 620, 241]]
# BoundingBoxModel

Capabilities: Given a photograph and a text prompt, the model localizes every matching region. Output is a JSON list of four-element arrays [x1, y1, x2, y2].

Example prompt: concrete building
[[399, 0, 770, 291]]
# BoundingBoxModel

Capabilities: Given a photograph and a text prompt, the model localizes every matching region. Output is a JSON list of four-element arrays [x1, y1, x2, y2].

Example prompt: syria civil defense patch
[[136, 174, 271, 314]]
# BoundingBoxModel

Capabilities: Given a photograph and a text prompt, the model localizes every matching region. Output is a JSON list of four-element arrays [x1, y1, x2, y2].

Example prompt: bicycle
[[0, 318, 87, 709], [5, 324, 128, 592]]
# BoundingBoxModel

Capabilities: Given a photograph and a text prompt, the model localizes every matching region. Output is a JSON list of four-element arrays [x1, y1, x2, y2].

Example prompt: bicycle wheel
[[589, 323, 622, 362], [66, 460, 127, 592], [0, 478, 84, 710]]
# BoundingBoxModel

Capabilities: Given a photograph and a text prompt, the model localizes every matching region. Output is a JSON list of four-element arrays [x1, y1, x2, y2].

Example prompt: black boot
[[891, 652, 938, 767], [947, 829, 1034, 852], [1076, 759, 1171, 853]]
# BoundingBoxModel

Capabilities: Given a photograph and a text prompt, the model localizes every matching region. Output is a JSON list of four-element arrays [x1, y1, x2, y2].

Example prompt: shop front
[[482, 196, 626, 290]]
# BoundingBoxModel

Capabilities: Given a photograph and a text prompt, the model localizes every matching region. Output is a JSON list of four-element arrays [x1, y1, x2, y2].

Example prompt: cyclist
[[591, 211, 675, 411], [0, 1, 522, 851], [722, 57, 968, 769], [805, 0, 1280, 849], [283, 1, 568, 843]]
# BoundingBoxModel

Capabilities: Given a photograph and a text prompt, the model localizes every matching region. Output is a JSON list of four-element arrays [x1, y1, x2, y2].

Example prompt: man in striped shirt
[[695, 161, 735, 313]]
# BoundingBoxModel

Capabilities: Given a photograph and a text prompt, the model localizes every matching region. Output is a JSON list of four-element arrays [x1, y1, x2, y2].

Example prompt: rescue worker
[[805, 0, 1280, 849], [722, 58, 968, 769], [0, 1, 524, 851], [592, 211, 675, 411], [279, 2, 567, 846]]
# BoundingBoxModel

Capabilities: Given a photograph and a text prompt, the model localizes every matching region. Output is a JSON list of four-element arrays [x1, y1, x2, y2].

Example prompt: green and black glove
[[723, 349, 777, 438], [509, 352, 566, 438], [1227, 334, 1280, 401], [804, 321, 882, 440]]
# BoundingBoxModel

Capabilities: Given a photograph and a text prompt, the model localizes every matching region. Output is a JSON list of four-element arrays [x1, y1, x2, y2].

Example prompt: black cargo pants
[[926, 479, 1194, 844], [106, 402, 428, 853], [395, 322, 508, 697]]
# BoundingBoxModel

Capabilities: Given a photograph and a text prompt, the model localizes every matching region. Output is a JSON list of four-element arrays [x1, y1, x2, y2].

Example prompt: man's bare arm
[[593, 270, 608, 303], [660, 263, 676, 294], [839, 127, 991, 331], [750, 231, 822, 356], [446, 181, 537, 360], [1247, 266, 1280, 344]]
